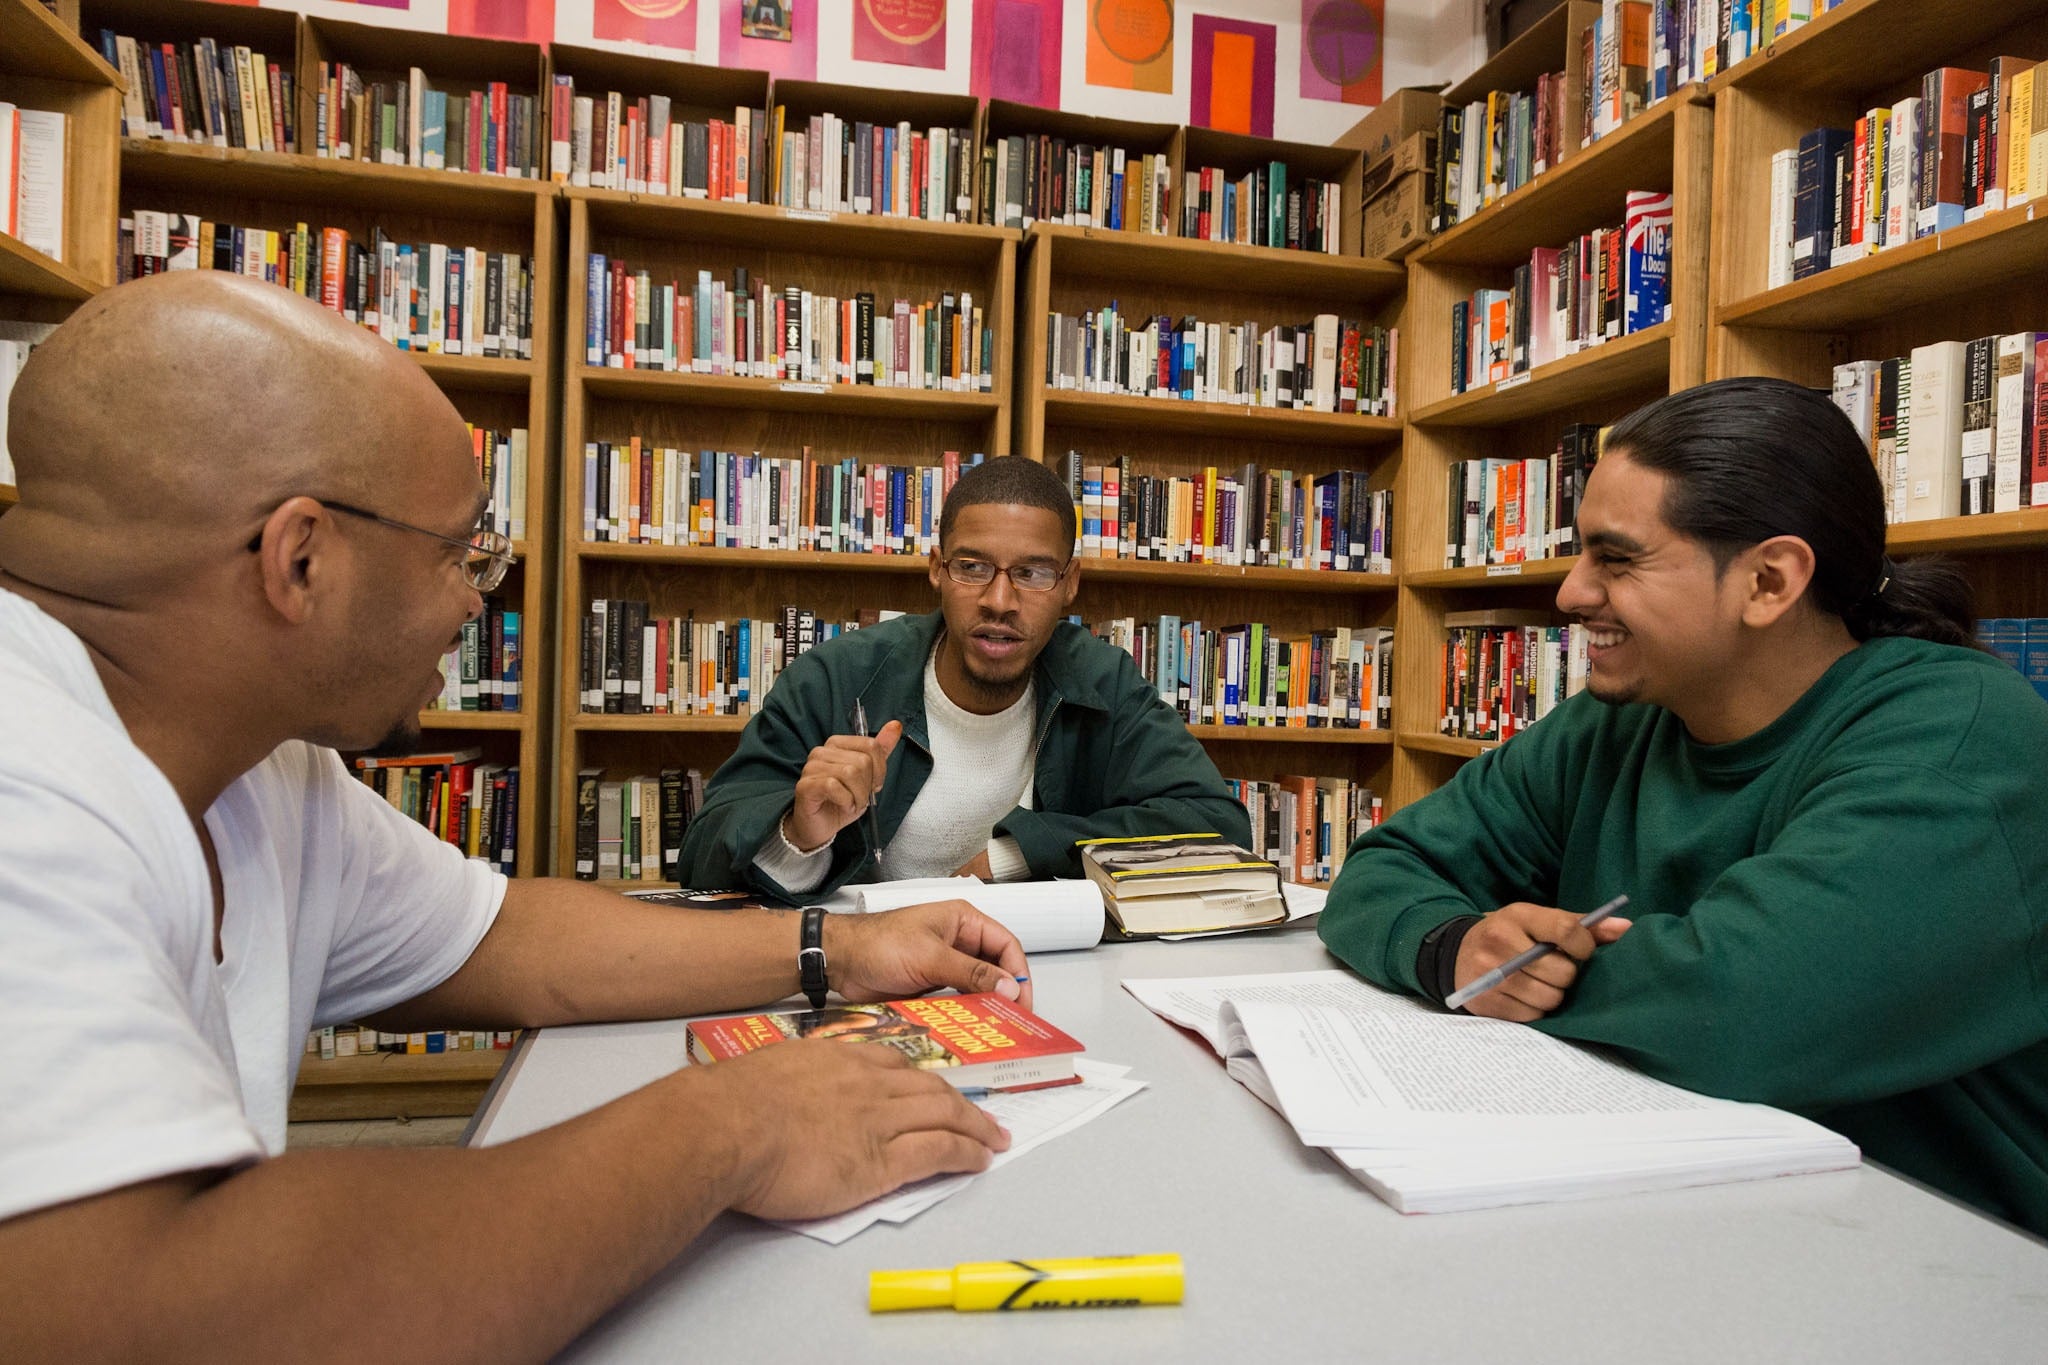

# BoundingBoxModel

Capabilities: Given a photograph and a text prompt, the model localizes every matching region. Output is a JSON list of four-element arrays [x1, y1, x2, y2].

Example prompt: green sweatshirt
[[1320, 636, 2048, 1235]]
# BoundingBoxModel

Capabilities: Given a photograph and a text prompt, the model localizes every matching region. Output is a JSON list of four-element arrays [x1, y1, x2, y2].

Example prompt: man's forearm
[[377, 879, 811, 1030], [0, 1066, 754, 1365]]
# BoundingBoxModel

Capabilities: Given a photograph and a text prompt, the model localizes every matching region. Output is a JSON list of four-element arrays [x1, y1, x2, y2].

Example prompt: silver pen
[[852, 698, 884, 859], [1444, 895, 1630, 1011]]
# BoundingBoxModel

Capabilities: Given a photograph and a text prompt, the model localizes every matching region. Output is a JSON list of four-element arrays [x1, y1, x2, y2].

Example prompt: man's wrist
[[1416, 915, 1483, 1007], [779, 809, 832, 857]]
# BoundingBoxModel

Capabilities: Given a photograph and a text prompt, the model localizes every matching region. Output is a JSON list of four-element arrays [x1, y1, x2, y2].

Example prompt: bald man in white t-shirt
[[0, 273, 1030, 1361]]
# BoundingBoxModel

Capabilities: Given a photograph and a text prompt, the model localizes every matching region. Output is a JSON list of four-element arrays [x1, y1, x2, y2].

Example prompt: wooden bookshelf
[[1706, 0, 2048, 636], [1178, 125, 1364, 255], [1015, 217, 1405, 822], [544, 41, 771, 195], [554, 185, 1018, 876], [0, 0, 122, 317], [1393, 52, 1715, 808], [0, 482, 18, 510], [978, 98, 1180, 232], [289, 1046, 508, 1122]]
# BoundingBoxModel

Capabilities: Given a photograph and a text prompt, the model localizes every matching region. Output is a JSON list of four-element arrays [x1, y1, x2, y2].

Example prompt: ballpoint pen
[[1444, 894, 1630, 1011], [852, 698, 885, 860]]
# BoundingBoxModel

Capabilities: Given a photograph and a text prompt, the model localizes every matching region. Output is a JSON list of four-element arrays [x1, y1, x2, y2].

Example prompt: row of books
[[120, 213, 537, 359], [771, 110, 976, 223], [583, 259, 992, 392], [549, 82, 765, 202], [1065, 457, 1394, 574], [0, 104, 65, 263], [1093, 619, 1394, 731], [1829, 335, 2048, 525], [1774, 60, 2039, 285], [427, 597, 524, 714], [1433, 76, 1573, 231], [465, 426, 529, 542], [1685, 2, 1851, 81], [580, 443, 983, 553], [1444, 424, 1606, 568], [307, 1025, 513, 1058], [1450, 191, 1670, 395], [1976, 618, 2048, 704], [1582, 2, 1654, 146], [313, 62, 541, 179], [99, 31, 292, 153], [1440, 615, 1591, 742], [978, 134, 1172, 234], [1044, 308, 1398, 417], [577, 602, 900, 717], [1227, 774, 1385, 885], [574, 767, 707, 883], [352, 750, 521, 874], [1179, 162, 1344, 253]]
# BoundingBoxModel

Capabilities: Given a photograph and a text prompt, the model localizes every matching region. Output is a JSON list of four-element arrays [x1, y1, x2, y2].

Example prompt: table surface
[[469, 925, 2048, 1363]]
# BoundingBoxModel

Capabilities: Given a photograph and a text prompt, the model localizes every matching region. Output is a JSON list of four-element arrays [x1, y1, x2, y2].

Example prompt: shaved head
[[0, 272, 488, 818], [0, 271, 472, 601]]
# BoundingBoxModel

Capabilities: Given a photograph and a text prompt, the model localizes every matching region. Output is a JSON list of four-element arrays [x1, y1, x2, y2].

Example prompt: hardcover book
[[687, 992, 1083, 1093], [1078, 834, 1288, 937]]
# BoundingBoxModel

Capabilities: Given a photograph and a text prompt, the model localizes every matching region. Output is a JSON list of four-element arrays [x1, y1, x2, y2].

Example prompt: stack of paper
[[1124, 970, 1859, 1215], [773, 1060, 1145, 1243], [838, 878, 1106, 953]]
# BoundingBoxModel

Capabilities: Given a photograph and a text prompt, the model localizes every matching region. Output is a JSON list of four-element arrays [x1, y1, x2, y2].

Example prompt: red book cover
[[490, 82, 509, 174], [2032, 336, 2048, 505], [467, 89, 486, 176], [686, 993, 1083, 1093]]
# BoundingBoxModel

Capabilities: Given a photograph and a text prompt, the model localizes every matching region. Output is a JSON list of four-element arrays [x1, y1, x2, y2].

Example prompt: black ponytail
[[1603, 376, 1978, 648]]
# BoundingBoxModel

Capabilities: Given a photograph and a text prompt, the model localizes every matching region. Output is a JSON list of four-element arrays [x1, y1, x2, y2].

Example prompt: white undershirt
[[756, 650, 1036, 890]]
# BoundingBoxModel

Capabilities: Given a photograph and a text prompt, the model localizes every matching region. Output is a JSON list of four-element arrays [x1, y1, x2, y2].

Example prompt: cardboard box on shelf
[[1361, 168, 1433, 260], [1334, 87, 1446, 169]]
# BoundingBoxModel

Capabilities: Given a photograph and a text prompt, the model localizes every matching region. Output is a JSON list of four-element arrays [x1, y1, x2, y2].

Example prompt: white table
[[469, 925, 2048, 1363]]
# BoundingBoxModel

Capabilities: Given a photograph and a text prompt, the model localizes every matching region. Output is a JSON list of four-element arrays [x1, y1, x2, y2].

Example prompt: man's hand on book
[[824, 900, 1033, 1012], [1454, 902, 1632, 1023], [707, 1038, 1012, 1221], [785, 720, 902, 851]]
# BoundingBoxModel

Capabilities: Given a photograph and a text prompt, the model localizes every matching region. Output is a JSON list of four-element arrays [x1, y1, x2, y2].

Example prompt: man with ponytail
[[1321, 376, 2048, 1235]]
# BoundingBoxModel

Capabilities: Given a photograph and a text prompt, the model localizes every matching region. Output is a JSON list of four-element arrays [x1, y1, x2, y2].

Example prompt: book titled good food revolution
[[687, 993, 1084, 1093], [1078, 833, 1288, 937]]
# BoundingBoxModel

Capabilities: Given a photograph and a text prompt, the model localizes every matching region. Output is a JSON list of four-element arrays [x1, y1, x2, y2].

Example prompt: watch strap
[[799, 904, 830, 1008]]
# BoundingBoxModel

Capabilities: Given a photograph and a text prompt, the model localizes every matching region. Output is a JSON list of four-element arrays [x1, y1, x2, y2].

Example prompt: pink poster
[[1299, 0, 1384, 107], [853, 0, 948, 70], [970, 0, 1060, 109], [724, 0, 818, 81], [595, 0, 698, 50], [1190, 15, 1275, 138]]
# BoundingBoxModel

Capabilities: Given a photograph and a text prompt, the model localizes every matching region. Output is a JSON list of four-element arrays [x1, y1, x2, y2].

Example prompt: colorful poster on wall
[[594, 0, 698, 49], [1084, 0, 1173, 93], [448, 0, 554, 42], [1189, 16, 1274, 137], [1299, 0, 1383, 107], [725, 0, 817, 79], [853, 0, 948, 70], [970, 0, 1059, 108]]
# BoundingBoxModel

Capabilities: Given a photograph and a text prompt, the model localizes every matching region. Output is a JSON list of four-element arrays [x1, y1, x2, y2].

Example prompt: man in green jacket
[[680, 456, 1252, 899], [1320, 377, 2048, 1236]]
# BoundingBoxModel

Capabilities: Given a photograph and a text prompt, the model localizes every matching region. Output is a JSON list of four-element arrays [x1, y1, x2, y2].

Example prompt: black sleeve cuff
[[1416, 915, 1483, 1007]]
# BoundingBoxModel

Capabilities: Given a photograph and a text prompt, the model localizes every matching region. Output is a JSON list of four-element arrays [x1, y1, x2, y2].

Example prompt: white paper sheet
[[834, 877, 1107, 954], [770, 1059, 1144, 1244], [1158, 880, 1329, 939]]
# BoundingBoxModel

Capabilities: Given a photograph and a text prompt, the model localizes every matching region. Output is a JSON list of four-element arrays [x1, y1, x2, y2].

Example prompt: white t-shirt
[[0, 589, 505, 1223]]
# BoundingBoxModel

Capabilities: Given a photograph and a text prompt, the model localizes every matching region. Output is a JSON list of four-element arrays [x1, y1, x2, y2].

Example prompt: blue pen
[[1444, 895, 1630, 1011]]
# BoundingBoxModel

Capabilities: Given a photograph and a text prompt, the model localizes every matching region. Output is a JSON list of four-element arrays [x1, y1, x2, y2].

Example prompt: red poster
[[447, 0, 554, 43], [594, 0, 697, 49], [854, 0, 947, 70]]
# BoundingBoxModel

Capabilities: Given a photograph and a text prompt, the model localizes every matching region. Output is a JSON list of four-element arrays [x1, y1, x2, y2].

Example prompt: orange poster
[[1085, 0, 1174, 94]]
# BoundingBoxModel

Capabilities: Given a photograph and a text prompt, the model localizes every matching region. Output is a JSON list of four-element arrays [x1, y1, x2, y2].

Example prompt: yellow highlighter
[[869, 1254, 1184, 1313]]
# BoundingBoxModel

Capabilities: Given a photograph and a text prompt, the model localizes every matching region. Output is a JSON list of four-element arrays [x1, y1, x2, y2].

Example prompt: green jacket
[[679, 610, 1252, 898], [1319, 636, 2048, 1236]]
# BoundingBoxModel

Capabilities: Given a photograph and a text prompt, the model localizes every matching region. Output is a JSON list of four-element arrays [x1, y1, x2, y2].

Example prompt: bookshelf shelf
[[412, 352, 537, 391], [1041, 389, 1402, 445], [1713, 0, 2048, 99], [289, 1047, 507, 1122], [0, 230, 99, 302], [0, 0, 122, 88], [418, 710, 526, 731], [572, 714, 748, 734], [1082, 559, 1397, 594], [1410, 323, 1675, 428], [1716, 204, 2048, 332], [1887, 509, 2048, 558], [1404, 557, 1579, 590], [117, 139, 551, 223], [573, 187, 1019, 261], [1186, 725, 1393, 746], [1031, 221, 1405, 300], [1417, 94, 1685, 270], [1399, 732, 1496, 759], [579, 543, 932, 572], [0, 483, 18, 509], [579, 367, 1003, 420]]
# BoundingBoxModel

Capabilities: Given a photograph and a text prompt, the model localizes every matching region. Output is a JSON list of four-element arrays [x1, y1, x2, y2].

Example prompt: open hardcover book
[[1123, 970, 1859, 1214], [688, 992, 1085, 1093], [1078, 833, 1288, 937]]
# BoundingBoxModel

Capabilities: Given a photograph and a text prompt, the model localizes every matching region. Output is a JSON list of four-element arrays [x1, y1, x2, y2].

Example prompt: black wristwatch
[[799, 905, 830, 1008]]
